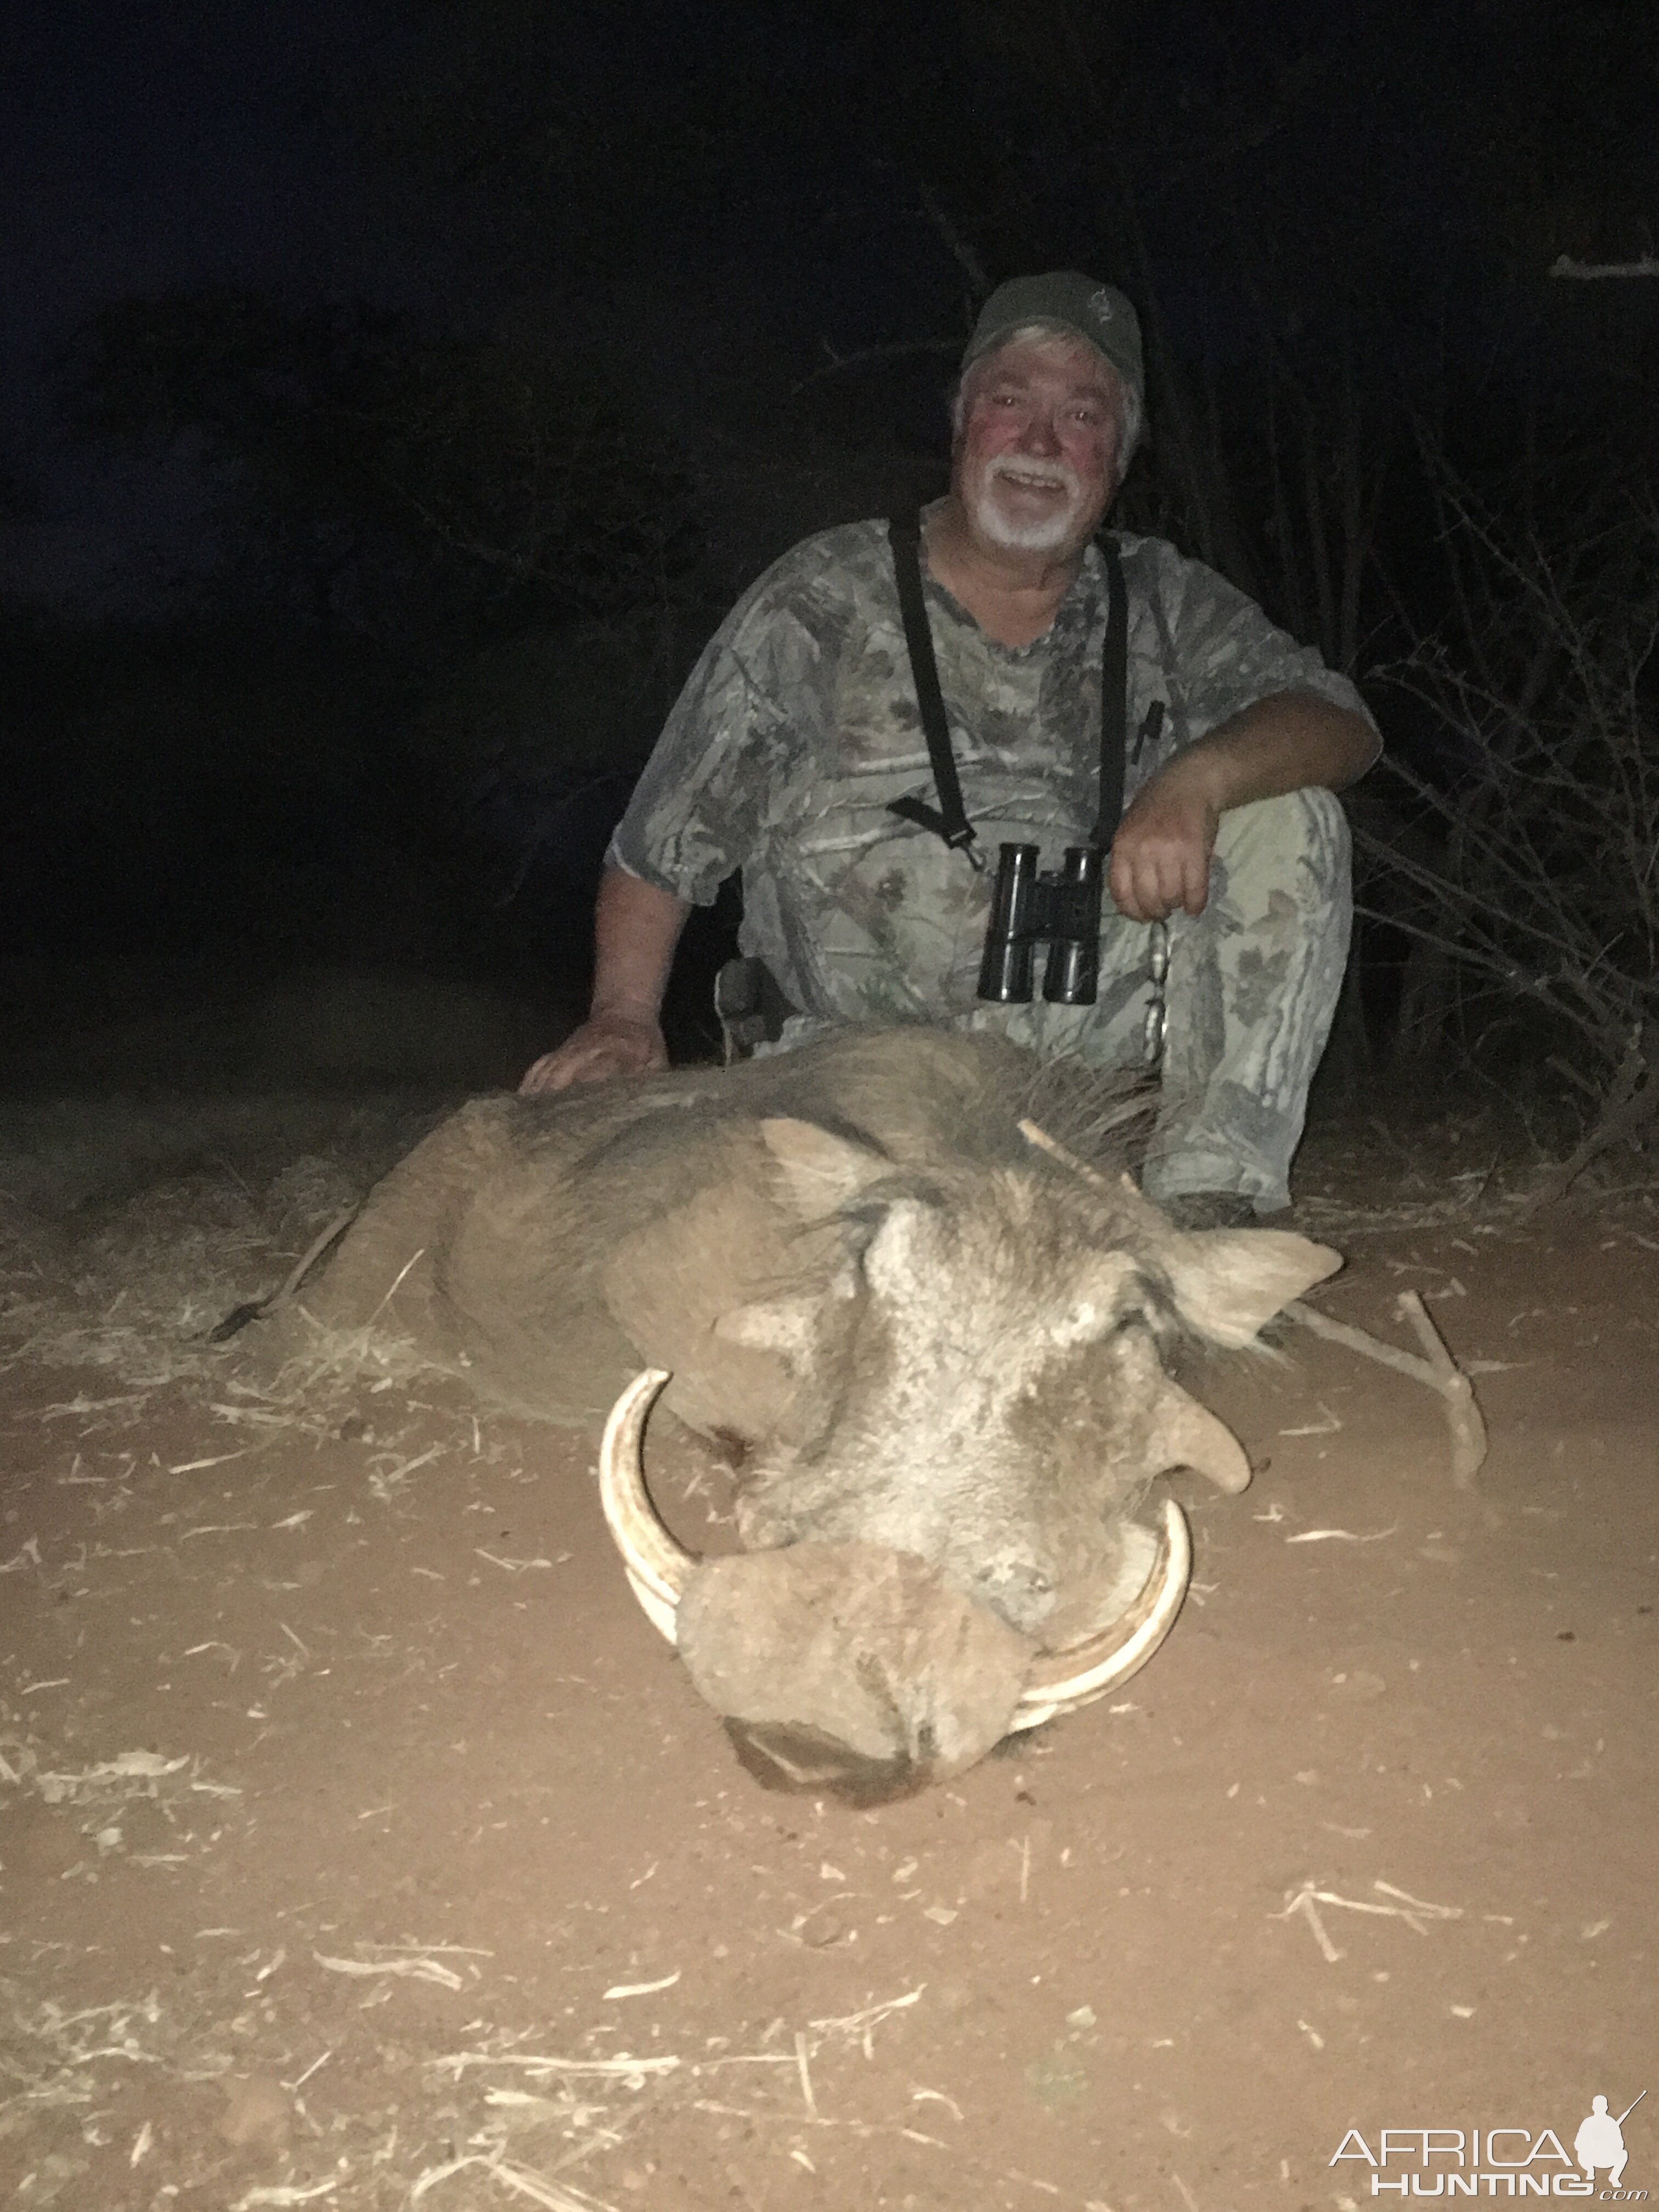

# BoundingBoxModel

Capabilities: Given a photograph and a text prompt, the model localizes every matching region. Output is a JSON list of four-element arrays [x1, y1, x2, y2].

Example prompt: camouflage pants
[[757, 787, 1352, 1214]]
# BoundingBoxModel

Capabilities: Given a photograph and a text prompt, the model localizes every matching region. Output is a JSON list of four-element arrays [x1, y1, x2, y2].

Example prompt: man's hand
[[1109, 761, 1221, 922], [518, 865, 690, 1096], [1108, 691, 1379, 923], [518, 1010, 669, 1096]]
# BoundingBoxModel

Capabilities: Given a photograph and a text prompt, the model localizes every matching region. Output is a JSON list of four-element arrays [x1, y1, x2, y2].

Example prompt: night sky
[[1, 1, 415, 608], [1, 0, 921, 609], [7, 0, 1656, 611], [3, 0, 1656, 1011]]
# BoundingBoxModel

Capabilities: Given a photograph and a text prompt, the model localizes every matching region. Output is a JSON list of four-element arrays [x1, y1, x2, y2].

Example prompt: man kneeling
[[521, 270, 1378, 1225]]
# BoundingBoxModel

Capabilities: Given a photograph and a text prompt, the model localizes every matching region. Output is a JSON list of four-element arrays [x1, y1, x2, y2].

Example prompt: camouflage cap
[[962, 272, 1144, 413]]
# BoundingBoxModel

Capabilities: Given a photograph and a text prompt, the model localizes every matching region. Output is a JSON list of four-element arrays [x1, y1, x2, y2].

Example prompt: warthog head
[[594, 1105, 1338, 1797]]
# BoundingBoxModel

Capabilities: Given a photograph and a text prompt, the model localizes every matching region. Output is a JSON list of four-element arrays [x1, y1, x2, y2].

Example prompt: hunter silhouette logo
[[1330, 2089, 1647, 2196], [1576, 2094, 1644, 2190]]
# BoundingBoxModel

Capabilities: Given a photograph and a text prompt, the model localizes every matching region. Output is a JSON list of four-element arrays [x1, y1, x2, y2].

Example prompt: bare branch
[[1516, 1034, 1657, 1216], [792, 337, 957, 396], [1549, 253, 1659, 281], [916, 183, 990, 300]]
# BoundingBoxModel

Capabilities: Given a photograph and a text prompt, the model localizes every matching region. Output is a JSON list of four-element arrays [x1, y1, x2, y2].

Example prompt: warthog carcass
[[276, 1026, 1339, 1794]]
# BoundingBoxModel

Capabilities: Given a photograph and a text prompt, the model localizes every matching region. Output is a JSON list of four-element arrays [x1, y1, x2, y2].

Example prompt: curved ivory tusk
[[1008, 1498, 1191, 1731], [597, 1367, 698, 1645]]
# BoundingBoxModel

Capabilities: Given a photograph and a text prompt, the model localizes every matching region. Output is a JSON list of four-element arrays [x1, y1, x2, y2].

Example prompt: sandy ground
[[0, 1091, 1655, 2212]]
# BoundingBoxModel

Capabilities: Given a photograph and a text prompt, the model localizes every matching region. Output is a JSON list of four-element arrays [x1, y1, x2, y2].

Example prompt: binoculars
[[977, 841, 1105, 1006]]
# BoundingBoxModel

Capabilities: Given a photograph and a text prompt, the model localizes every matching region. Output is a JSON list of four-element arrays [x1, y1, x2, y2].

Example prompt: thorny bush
[[1357, 456, 1658, 1187]]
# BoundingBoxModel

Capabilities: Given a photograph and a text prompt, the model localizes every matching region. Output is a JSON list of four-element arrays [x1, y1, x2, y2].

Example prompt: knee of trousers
[[1210, 785, 1352, 908]]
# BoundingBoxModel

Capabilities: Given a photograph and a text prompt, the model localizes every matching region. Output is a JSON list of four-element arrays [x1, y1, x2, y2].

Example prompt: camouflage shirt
[[607, 515, 1374, 1023]]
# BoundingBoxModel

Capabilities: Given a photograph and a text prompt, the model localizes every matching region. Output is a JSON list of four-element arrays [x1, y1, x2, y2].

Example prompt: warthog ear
[[1162, 1231, 1342, 1350], [758, 1118, 894, 1218]]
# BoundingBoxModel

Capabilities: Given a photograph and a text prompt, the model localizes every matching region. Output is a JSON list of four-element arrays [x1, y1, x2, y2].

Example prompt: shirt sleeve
[[1143, 539, 1378, 745], [606, 538, 843, 906]]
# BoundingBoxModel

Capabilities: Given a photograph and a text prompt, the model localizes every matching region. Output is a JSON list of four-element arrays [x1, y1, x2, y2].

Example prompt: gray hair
[[949, 320, 1144, 472]]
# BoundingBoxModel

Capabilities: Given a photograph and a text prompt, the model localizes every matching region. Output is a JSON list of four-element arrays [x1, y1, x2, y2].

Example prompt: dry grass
[[0, 1091, 449, 1390]]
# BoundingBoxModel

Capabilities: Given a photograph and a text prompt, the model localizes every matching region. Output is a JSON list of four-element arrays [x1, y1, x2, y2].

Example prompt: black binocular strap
[[1091, 534, 1128, 850], [885, 512, 1130, 857], [886, 512, 977, 854]]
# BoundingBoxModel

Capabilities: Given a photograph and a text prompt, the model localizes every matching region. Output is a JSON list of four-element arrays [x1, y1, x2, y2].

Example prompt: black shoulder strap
[[885, 514, 978, 856], [885, 514, 1130, 857], [1091, 534, 1128, 848]]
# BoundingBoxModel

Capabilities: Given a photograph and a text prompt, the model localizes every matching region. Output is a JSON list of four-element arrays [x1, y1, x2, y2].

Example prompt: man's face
[[953, 331, 1126, 559]]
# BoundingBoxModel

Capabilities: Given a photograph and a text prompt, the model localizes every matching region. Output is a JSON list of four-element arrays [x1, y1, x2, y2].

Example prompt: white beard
[[969, 456, 1087, 552]]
